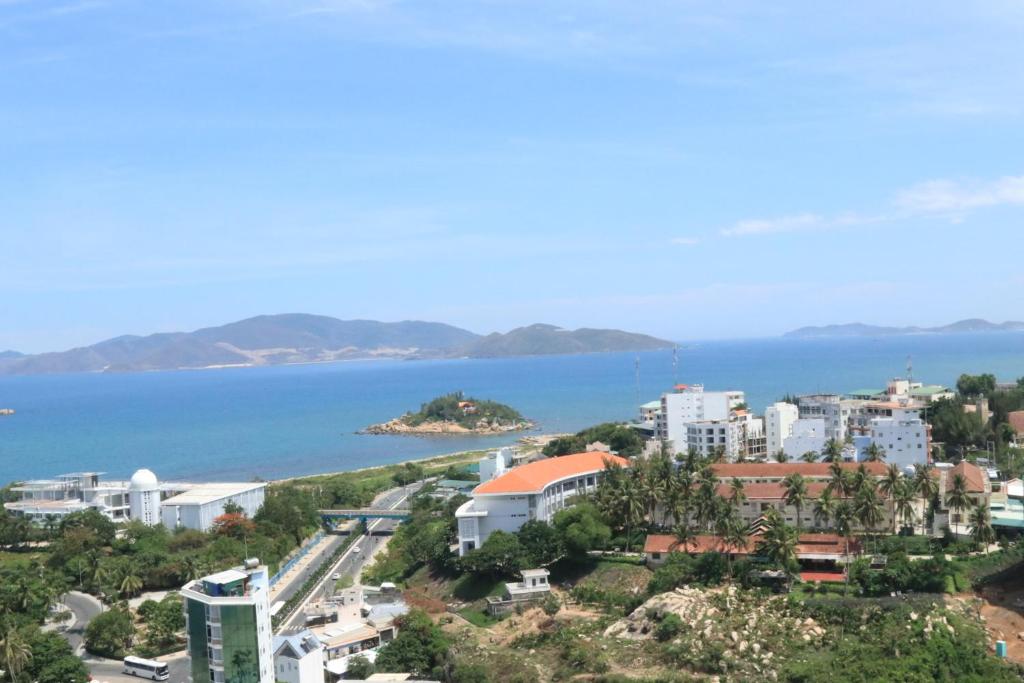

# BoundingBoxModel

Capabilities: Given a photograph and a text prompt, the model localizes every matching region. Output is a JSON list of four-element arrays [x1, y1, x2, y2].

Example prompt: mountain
[[0, 351, 23, 360], [462, 323, 673, 357], [0, 315, 672, 375], [784, 319, 1024, 338]]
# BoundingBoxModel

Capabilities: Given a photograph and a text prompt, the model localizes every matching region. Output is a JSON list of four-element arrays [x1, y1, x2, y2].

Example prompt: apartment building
[[655, 384, 745, 449]]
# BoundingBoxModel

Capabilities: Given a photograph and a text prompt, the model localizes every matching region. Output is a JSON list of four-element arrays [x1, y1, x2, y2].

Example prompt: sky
[[2, 1, 1024, 353]]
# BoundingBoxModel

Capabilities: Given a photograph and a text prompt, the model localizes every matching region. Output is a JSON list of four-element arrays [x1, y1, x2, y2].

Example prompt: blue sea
[[0, 333, 1022, 485]]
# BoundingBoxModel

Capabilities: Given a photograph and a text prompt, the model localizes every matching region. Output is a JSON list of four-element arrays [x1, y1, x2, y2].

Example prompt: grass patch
[[457, 607, 502, 627], [452, 574, 506, 602]]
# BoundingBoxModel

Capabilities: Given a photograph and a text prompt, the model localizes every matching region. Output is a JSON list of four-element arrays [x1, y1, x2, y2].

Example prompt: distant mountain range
[[784, 318, 1024, 338], [0, 314, 673, 375]]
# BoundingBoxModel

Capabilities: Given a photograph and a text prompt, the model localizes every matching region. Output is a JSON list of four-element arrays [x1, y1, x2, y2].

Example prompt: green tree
[[552, 502, 611, 557], [969, 500, 996, 552], [542, 422, 643, 457], [84, 608, 135, 658], [878, 463, 902, 534], [782, 473, 808, 532], [1, 628, 32, 683], [374, 610, 449, 679], [957, 373, 996, 398], [459, 531, 523, 578], [946, 473, 972, 529], [813, 488, 836, 530], [821, 439, 844, 463], [893, 480, 918, 533], [755, 511, 799, 573], [863, 442, 886, 463], [345, 654, 374, 679], [516, 520, 561, 567], [800, 451, 819, 463]]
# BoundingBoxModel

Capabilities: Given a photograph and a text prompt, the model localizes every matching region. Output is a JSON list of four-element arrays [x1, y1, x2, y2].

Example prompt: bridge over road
[[319, 508, 412, 523]]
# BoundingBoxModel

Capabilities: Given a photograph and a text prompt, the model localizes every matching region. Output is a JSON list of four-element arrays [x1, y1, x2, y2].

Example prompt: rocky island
[[362, 392, 533, 435]]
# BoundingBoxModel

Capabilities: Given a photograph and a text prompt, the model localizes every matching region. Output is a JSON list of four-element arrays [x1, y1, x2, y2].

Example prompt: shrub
[[655, 613, 683, 641], [85, 608, 135, 658]]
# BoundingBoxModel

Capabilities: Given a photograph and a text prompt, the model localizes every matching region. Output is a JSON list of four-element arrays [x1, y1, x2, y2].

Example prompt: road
[[279, 482, 419, 631], [71, 481, 421, 681]]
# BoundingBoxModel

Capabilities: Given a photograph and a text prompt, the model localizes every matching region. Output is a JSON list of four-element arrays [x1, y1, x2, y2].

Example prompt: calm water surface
[[0, 333, 1022, 484]]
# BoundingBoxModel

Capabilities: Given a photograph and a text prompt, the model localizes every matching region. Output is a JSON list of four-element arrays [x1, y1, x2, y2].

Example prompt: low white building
[[764, 402, 799, 456], [455, 451, 628, 556], [478, 447, 515, 483], [797, 395, 862, 442], [782, 418, 828, 459], [160, 482, 267, 532], [868, 408, 930, 467], [274, 631, 325, 683], [6, 472, 133, 524]]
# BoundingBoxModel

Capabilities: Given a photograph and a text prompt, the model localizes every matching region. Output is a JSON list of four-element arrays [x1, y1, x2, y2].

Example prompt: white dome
[[129, 468, 159, 491]]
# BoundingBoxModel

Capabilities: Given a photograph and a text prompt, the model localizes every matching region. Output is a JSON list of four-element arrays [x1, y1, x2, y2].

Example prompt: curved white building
[[129, 468, 161, 525], [455, 451, 628, 556]]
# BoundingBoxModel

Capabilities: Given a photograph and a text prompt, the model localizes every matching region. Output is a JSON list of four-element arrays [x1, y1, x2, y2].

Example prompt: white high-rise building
[[128, 469, 161, 526], [797, 395, 863, 442], [869, 408, 930, 467], [656, 384, 745, 450], [685, 412, 764, 461], [764, 402, 799, 456]]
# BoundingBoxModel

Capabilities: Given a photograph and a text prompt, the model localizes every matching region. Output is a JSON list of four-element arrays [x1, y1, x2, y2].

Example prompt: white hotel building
[[455, 451, 628, 556], [655, 384, 745, 450]]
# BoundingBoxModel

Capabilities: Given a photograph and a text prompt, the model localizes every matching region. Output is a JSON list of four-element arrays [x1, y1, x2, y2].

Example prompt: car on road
[[353, 546, 362, 554], [332, 573, 342, 580]]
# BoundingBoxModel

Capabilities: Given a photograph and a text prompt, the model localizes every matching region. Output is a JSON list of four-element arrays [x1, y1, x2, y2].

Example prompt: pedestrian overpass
[[319, 508, 412, 526]]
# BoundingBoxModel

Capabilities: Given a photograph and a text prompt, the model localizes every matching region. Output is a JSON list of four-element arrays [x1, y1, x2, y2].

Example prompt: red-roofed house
[[643, 532, 861, 568], [455, 452, 628, 556], [934, 461, 991, 535]]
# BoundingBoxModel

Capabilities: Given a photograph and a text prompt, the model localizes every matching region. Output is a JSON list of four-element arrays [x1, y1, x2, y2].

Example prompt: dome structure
[[129, 468, 159, 491]]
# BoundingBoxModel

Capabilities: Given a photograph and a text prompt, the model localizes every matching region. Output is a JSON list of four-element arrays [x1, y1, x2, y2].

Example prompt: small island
[[362, 392, 533, 435]]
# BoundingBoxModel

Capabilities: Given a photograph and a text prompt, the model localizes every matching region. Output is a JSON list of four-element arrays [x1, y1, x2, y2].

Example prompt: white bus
[[123, 656, 170, 680]]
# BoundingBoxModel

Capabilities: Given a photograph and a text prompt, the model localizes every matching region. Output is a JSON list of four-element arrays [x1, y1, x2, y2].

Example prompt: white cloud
[[670, 236, 700, 246], [721, 213, 823, 237], [894, 175, 1024, 213]]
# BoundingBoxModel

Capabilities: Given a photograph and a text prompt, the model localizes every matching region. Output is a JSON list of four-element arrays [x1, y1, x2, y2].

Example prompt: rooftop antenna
[[907, 355, 913, 385]]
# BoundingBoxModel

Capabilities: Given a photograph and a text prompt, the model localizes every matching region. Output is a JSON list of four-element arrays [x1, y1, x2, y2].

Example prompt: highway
[[74, 481, 421, 682], [279, 482, 419, 631]]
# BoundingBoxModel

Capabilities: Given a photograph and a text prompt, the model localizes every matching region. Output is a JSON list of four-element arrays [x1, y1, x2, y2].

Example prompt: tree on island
[[543, 422, 644, 457], [404, 392, 527, 429]]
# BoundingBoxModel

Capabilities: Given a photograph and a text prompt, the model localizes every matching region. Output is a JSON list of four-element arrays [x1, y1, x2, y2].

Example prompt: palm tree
[[850, 463, 871, 496], [946, 473, 972, 533], [863, 443, 886, 463], [893, 481, 918, 534], [800, 451, 819, 463], [1, 628, 32, 683], [719, 511, 750, 580], [969, 500, 996, 553], [782, 473, 808, 532], [854, 482, 884, 551], [728, 478, 747, 507], [694, 468, 720, 532], [756, 511, 799, 573], [180, 556, 206, 582], [672, 468, 693, 530], [826, 460, 850, 497], [119, 569, 144, 599], [913, 464, 939, 532], [833, 500, 856, 590], [619, 476, 645, 553], [774, 450, 789, 463], [821, 439, 844, 463], [813, 488, 836, 530], [878, 463, 902, 534]]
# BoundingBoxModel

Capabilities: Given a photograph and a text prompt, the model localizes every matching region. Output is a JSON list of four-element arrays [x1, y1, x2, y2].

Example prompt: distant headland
[[361, 392, 534, 435], [784, 318, 1024, 339], [0, 314, 673, 376]]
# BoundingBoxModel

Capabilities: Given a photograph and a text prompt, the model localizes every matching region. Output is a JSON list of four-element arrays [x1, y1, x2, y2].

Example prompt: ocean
[[0, 333, 1022, 485]]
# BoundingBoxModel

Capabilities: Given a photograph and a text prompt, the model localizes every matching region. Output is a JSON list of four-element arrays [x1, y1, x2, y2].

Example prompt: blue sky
[[2, 1, 1024, 352]]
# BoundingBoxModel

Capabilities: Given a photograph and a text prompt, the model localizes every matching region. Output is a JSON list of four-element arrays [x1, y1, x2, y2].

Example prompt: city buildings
[[868, 408, 930, 467], [796, 395, 861, 442], [182, 559, 275, 683], [160, 482, 267, 532], [455, 451, 628, 555], [684, 410, 766, 461], [782, 418, 828, 459], [655, 384, 745, 449]]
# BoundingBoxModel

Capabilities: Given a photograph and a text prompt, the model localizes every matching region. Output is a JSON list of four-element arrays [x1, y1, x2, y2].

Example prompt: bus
[[122, 656, 170, 680]]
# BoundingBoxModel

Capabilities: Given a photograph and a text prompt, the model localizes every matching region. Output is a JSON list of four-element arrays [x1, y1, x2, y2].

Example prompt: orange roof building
[[644, 532, 860, 566], [712, 462, 888, 481], [456, 452, 628, 556]]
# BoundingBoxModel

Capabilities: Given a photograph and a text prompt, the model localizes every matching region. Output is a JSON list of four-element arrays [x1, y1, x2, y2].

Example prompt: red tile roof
[[1008, 411, 1024, 436], [712, 462, 888, 479], [715, 481, 836, 500], [947, 461, 987, 494], [472, 451, 628, 495], [644, 532, 859, 558]]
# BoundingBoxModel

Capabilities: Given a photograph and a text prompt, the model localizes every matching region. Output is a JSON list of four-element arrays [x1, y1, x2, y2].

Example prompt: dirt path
[[973, 584, 1024, 663]]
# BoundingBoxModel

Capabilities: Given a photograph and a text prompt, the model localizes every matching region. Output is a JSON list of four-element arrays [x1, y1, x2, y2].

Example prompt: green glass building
[[182, 561, 274, 683]]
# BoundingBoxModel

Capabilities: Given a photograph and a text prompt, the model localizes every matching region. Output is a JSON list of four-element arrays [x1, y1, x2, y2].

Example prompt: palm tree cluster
[[592, 448, 942, 562]]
